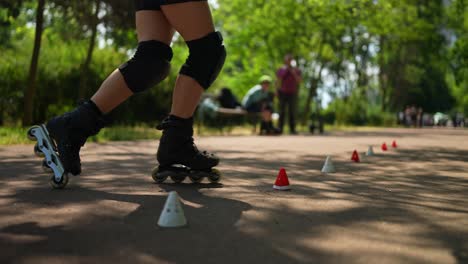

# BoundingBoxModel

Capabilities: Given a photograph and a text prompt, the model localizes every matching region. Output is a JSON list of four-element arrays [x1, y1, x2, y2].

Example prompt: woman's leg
[[278, 94, 286, 133], [160, 1, 219, 118], [89, 70, 132, 114], [154, 2, 225, 170], [91, 10, 174, 114], [45, 10, 174, 175], [288, 95, 297, 133]]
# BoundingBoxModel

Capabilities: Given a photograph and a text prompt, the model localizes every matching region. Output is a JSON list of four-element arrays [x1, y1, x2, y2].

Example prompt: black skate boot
[[47, 100, 106, 175], [27, 100, 106, 188], [152, 115, 221, 184]]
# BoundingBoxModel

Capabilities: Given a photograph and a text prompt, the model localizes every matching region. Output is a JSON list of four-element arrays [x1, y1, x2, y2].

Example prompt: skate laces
[[184, 136, 215, 159], [156, 114, 215, 160], [192, 141, 215, 159]]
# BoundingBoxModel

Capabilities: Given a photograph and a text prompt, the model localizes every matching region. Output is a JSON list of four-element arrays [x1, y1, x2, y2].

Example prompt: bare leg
[[154, 2, 221, 172], [161, 2, 216, 118], [90, 11, 174, 114], [90, 71, 132, 114], [262, 110, 272, 121]]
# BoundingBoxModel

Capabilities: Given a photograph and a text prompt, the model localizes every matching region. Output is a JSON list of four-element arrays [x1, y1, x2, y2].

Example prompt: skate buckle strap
[[156, 115, 194, 131]]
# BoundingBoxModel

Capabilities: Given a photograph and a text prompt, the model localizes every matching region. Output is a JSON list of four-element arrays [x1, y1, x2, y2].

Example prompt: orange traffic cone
[[381, 143, 388, 151], [273, 168, 291, 190], [351, 150, 360, 162], [392, 140, 397, 148]]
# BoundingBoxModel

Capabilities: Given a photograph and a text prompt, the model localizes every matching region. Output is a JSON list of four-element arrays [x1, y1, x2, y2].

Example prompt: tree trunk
[[0, 104, 4, 126], [78, 0, 101, 100], [22, 0, 45, 126], [301, 33, 325, 126], [302, 65, 324, 126], [378, 36, 387, 111]]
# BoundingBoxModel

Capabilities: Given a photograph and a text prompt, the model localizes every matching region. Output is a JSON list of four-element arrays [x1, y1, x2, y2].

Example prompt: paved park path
[[1, 128, 467, 264]]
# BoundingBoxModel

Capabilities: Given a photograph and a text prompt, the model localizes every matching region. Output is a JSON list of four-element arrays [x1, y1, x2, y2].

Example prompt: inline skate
[[151, 115, 221, 184], [27, 100, 105, 188]]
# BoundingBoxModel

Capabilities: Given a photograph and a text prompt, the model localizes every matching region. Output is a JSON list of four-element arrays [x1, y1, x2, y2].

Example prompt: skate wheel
[[189, 175, 203, 184], [41, 159, 52, 173], [170, 175, 185, 183], [151, 167, 168, 183], [27, 126, 39, 141], [49, 173, 69, 189], [34, 144, 45, 157], [207, 169, 221, 183]]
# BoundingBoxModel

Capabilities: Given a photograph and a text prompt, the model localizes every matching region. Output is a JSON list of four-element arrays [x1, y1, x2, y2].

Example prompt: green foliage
[[215, 0, 465, 121], [0, 22, 130, 123], [0, 126, 160, 145], [324, 89, 396, 126], [0, 127, 30, 144], [0, 0, 466, 128], [89, 126, 160, 142], [0, 2, 188, 125], [446, 0, 468, 114]]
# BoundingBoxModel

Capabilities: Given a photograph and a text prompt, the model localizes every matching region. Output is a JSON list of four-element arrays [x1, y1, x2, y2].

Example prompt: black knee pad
[[119, 40, 173, 93], [180, 31, 226, 90]]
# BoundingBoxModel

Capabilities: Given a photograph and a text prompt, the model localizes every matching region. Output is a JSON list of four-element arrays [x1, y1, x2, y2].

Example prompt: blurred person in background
[[242, 76, 280, 135], [276, 54, 302, 135]]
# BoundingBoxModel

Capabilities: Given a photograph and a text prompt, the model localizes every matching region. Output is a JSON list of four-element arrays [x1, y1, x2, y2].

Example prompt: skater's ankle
[[157, 114, 194, 131], [165, 114, 194, 127], [168, 114, 192, 121], [82, 99, 103, 116]]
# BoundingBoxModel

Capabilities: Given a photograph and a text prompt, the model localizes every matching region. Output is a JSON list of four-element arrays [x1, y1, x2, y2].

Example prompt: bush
[[366, 106, 397, 126], [323, 96, 396, 127]]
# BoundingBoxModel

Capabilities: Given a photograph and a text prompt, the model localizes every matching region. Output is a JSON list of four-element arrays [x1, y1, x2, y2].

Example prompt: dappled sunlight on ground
[[0, 128, 467, 263]]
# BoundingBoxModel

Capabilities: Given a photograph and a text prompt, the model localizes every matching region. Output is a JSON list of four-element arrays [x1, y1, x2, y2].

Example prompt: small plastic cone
[[392, 140, 397, 148], [366, 146, 375, 156], [381, 143, 388, 151], [157, 191, 187, 228], [351, 150, 360, 162], [321, 156, 336, 173], [273, 168, 290, 190]]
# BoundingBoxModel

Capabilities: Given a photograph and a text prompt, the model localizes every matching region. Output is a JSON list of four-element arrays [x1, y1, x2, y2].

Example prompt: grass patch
[[195, 125, 254, 136], [0, 127, 31, 145], [1, 124, 257, 146], [89, 126, 161, 143], [323, 125, 394, 132], [0, 126, 161, 145]]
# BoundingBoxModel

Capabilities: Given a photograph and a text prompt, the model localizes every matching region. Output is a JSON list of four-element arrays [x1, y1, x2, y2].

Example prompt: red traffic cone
[[273, 168, 290, 190], [351, 150, 360, 162], [392, 140, 397, 148], [381, 143, 388, 151]]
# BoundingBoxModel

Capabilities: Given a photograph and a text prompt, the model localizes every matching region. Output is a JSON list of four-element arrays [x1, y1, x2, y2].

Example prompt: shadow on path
[[0, 141, 467, 263]]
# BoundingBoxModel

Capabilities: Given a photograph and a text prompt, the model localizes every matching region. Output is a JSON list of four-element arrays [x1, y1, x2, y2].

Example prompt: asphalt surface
[[1, 128, 467, 264]]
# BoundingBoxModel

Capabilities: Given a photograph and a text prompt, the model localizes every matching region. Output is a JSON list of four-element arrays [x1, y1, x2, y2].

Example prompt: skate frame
[[30, 125, 65, 182]]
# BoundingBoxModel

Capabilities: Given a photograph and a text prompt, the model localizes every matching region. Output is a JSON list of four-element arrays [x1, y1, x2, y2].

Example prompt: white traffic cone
[[366, 146, 375, 156], [157, 191, 187, 228], [321, 156, 336, 173]]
